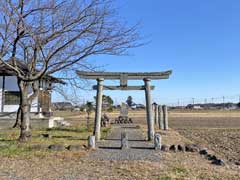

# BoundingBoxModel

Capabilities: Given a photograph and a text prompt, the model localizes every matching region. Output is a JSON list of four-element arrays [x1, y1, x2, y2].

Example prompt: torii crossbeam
[[76, 70, 172, 141]]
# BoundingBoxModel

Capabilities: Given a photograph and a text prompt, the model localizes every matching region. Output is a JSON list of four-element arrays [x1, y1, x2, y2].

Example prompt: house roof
[[0, 59, 65, 84]]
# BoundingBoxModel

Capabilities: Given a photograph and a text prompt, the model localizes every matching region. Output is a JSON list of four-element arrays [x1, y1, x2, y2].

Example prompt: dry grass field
[[0, 109, 240, 180]]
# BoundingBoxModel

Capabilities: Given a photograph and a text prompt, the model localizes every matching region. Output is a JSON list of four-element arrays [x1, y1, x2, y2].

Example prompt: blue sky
[[53, 0, 240, 105]]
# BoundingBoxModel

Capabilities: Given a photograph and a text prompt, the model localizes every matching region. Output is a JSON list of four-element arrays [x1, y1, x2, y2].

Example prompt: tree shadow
[[46, 127, 90, 133], [98, 146, 121, 150], [120, 126, 140, 129], [104, 138, 146, 142], [130, 146, 155, 150], [0, 139, 15, 142], [46, 135, 88, 141], [97, 146, 155, 150]]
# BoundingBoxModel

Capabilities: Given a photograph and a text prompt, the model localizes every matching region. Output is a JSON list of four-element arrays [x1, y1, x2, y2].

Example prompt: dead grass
[[1, 110, 240, 179]]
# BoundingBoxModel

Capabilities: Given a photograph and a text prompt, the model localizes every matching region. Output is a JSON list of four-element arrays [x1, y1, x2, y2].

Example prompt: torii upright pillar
[[94, 78, 104, 141], [144, 78, 155, 141]]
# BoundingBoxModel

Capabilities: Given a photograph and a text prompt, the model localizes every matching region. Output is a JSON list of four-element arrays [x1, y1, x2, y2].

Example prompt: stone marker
[[206, 154, 217, 161], [48, 117, 55, 128], [121, 132, 128, 149], [154, 103, 158, 125], [161, 144, 169, 152], [88, 136, 96, 149], [199, 148, 208, 155], [177, 144, 185, 152], [212, 159, 225, 166], [158, 105, 163, 129], [154, 133, 162, 150], [185, 144, 199, 152], [169, 144, 178, 152], [49, 144, 65, 151], [163, 105, 168, 130]]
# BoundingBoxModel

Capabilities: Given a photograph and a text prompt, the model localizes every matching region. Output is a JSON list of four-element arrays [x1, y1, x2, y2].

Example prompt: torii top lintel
[[76, 70, 172, 80]]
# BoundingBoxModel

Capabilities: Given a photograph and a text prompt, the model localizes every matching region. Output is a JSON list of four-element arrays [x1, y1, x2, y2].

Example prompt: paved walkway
[[88, 124, 161, 161]]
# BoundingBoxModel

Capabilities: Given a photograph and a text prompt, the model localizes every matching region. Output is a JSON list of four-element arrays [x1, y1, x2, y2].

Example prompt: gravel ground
[[87, 124, 161, 161]]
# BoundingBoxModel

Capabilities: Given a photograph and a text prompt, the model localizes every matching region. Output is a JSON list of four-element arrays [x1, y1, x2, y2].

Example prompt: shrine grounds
[[0, 110, 240, 180]]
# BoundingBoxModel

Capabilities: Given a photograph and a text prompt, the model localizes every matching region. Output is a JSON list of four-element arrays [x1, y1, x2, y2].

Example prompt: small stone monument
[[88, 135, 96, 149], [120, 103, 129, 117], [115, 103, 132, 124], [121, 132, 128, 149], [154, 133, 162, 150], [101, 113, 110, 127]]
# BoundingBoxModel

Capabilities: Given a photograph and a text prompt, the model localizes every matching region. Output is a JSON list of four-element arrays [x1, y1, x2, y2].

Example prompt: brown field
[[168, 110, 240, 166]]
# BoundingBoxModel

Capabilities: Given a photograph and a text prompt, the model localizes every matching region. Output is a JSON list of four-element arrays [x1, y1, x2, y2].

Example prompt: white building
[[0, 62, 64, 116]]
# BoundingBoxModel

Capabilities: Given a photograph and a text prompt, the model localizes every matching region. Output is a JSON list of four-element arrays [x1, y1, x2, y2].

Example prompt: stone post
[[144, 78, 154, 141], [163, 105, 168, 130], [94, 78, 104, 141], [88, 135, 96, 149], [154, 103, 158, 125], [158, 105, 163, 129], [121, 132, 128, 149], [154, 133, 162, 150]]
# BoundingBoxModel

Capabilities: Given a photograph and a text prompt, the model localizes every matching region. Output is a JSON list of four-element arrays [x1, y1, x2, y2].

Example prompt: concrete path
[[88, 124, 161, 161]]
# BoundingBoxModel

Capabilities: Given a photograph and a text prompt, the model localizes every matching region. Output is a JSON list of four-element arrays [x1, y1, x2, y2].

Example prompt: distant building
[[185, 103, 239, 110], [52, 102, 74, 111]]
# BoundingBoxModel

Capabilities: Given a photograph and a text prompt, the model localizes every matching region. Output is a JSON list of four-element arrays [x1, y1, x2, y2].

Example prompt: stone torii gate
[[76, 71, 172, 141]]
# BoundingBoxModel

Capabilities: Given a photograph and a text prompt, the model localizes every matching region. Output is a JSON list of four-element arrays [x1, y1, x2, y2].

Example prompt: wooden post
[[144, 78, 154, 141], [94, 78, 104, 141], [163, 105, 168, 130], [158, 105, 163, 129]]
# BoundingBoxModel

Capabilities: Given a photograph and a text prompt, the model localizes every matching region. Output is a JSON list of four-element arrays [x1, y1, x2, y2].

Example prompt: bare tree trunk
[[18, 79, 39, 141], [18, 80, 31, 141]]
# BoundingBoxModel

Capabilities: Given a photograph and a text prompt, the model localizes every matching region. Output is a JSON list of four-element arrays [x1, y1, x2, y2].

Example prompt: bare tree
[[0, 0, 141, 141]]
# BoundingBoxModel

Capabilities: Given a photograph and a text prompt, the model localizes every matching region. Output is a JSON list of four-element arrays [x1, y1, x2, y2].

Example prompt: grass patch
[[0, 123, 111, 157], [101, 127, 111, 139], [173, 167, 188, 174]]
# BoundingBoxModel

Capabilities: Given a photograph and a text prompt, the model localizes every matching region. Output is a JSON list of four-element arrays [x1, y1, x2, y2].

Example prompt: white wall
[[0, 76, 39, 113]]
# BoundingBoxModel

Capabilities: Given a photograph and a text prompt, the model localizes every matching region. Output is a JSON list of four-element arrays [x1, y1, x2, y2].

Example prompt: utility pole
[[212, 97, 214, 104], [192, 98, 195, 105], [204, 98, 207, 104], [178, 99, 180, 107]]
